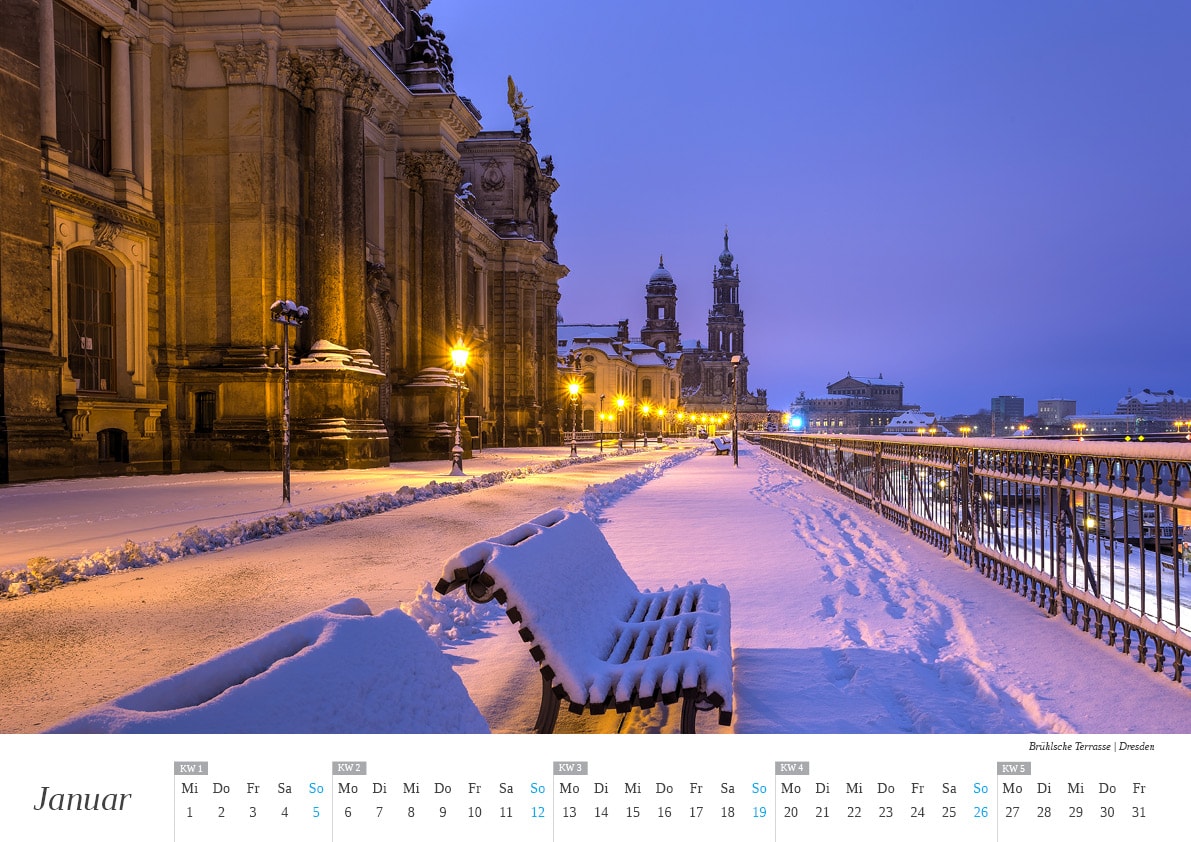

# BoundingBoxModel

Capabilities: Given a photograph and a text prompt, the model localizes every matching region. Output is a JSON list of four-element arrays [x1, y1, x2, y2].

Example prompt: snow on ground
[[4, 441, 1190, 734]]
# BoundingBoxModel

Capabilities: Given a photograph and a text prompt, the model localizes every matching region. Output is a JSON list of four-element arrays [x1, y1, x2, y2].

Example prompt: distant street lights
[[567, 380, 580, 457], [731, 355, 741, 467], [449, 343, 469, 476], [270, 299, 309, 506], [616, 395, 625, 448]]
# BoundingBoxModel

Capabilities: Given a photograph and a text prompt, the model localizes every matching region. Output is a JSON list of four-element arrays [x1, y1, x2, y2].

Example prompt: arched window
[[97, 428, 128, 463], [68, 250, 116, 393], [583, 371, 595, 393]]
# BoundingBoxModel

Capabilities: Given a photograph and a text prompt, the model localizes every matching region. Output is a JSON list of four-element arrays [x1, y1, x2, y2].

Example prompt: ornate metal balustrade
[[755, 433, 1191, 687]]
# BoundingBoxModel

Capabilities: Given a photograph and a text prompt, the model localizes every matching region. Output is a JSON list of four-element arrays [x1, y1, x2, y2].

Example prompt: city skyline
[[431, 1, 1191, 417]]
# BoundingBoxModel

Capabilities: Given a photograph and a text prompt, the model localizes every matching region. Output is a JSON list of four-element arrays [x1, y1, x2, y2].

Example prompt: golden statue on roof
[[507, 75, 532, 138]]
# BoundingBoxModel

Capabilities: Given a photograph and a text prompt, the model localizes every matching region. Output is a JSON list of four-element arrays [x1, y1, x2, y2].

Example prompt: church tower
[[707, 228, 744, 355], [639, 256, 681, 352]]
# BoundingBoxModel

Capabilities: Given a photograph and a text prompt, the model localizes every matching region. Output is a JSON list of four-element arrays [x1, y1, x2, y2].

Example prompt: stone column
[[364, 145, 384, 263], [131, 36, 152, 193], [216, 41, 272, 360], [417, 151, 462, 368], [395, 152, 423, 371], [106, 29, 134, 177], [343, 69, 375, 358], [301, 49, 353, 351]]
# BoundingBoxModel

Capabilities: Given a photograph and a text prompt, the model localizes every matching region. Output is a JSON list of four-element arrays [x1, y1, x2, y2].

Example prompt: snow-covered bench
[[435, 509, 733, 733], [47, 599, 488, 734], [710, 436, 731, 455]]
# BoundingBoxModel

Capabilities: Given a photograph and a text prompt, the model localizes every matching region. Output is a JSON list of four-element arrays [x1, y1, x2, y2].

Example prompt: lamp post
[[598, 394, 605, 452], [449, 343, 469, 476], [270, 299, 309, 506], [567, 380, 580, 457], [731, 355, 741, 467], [616, 395, 625, 448]]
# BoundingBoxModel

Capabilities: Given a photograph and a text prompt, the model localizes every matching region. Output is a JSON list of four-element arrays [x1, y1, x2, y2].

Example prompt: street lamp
[[567, 380, 580, 457], [270, 299, 309, 506], [616, 395, 625, 448], [731, 355, 740, 466], [598, 394, 605, 452], [449, 343, 469, 476]]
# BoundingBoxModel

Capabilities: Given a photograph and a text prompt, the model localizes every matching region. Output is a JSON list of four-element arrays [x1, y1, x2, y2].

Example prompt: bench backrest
[[439, 508, 641, 665]]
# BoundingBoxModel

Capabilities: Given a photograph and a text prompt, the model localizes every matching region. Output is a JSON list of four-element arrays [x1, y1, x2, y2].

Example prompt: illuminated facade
[[0, 0, 564, 481]]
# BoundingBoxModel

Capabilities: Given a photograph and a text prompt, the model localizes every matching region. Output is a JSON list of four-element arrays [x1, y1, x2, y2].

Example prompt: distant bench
[[710, 436, 731, 455], [436, 509, 733, 733]]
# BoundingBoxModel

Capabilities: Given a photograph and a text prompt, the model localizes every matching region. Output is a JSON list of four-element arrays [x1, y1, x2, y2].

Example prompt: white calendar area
[[2, 733, 1176, 840]]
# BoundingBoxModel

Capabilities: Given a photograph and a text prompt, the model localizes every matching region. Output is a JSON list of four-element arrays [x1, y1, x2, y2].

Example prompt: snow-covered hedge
[[3, 452, 672, 599]]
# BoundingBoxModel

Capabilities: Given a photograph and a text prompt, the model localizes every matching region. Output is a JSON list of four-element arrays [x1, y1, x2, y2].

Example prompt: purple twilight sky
[[429, 1, 1191, 418]]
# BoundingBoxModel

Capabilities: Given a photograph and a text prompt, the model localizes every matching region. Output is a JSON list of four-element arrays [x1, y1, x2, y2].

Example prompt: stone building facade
[[678, 231, 768, 420], [794, 374, 910, 434], [0, 0, 564, 482]]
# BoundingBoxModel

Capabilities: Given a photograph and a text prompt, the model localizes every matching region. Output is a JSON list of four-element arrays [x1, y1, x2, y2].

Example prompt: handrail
[[755, 433, 1191, 687]]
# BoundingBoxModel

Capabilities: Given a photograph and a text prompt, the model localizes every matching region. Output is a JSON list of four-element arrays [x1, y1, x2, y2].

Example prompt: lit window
[[68, 250, 116, 393], [54, 3, 110, 173]]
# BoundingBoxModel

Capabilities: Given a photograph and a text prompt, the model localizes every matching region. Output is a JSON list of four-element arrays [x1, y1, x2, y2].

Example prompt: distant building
[[885, 411, 948, 436], [797, 374, 910, 434], [558, 232, 772, 437], [557, 322, 681, 437], [990, 396, 1025, 435], [1065, 413, 1135, 437], [1115, 389, 1191, 422], [1037, 399, 1077, 427], [678, 231, 769, 419]]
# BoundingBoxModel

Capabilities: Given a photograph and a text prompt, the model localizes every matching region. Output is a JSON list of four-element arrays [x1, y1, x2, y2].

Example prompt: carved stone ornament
[[395, 152, 424, 184], [480, 159, 505, 192], [345, 69, 379, 115], [92, 216, 122, 249], [276, 51, 303, 98], [416, 152, 463, 187], [216, 42, 269, 85], [300, 48, 357, 94], [169, 45, 188, 87]]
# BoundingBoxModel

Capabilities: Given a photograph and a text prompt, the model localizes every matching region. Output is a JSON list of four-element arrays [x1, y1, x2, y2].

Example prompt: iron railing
[[754, 433, 1191, 687]]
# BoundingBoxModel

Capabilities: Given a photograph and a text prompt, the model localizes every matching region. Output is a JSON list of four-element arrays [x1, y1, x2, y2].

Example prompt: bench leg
[[679, 690, 698, 734], [533, 673, 561, 734]]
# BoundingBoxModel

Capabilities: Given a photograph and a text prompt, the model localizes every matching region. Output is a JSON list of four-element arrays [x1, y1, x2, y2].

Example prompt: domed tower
[[708, 228, 744, 355], [640, 255, 681, 352]]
